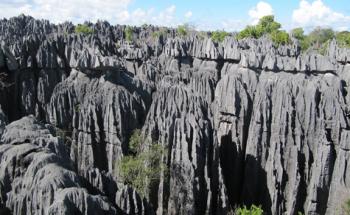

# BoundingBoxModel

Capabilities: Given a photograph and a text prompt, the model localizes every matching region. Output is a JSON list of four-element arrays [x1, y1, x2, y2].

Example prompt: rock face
[[1, 15, 350, 215]]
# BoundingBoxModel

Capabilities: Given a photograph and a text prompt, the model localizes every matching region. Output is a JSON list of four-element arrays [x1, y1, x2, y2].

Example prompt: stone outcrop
[[0, 15, 350, 215]]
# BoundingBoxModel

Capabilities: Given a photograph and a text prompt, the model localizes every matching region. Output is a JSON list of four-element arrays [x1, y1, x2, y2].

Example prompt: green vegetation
[[74, 104, 80, 112], [177, 24, 189, 36], [290, 27, 335, 54], [291, 28, 305, 41], [270, 30, 290, 46], [141, 23, 149, 28], [128, 129, 142, 154], [197, 31, 208, 40], [235, 205, 264, 215], [118, 129, 167, 197], [336, 31, 350, 48], [152, 28, 167, 39], [211, 30, 229, 43], [124, 26, 134, 42], [342, 199, 350, 214], [56, 128, 72, 145], [236, 15, 290, 46], [75, 24, 94, 34]]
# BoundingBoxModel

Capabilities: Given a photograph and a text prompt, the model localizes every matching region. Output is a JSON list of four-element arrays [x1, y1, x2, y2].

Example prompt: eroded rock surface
[[0, 15, 350, 215]]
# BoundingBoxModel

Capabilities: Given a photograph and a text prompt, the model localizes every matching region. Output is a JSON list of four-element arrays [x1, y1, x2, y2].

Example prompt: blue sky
[[0, 0, 349, 31]]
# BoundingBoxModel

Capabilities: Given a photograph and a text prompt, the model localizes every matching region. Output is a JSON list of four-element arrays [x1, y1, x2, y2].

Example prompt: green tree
[[236, 25, 261, 39], [237, 15, 290, 46], [128, 129, 142, 154], [177, 24, 190, 36], [257, 15, 281, 34], [235, 205, 264, 215], [118, 130, 167, 198], [336, 31, 350, 48], [211, 30, 229, 43], [152, 28, 167, 39], [342, 198, 350, 215], [308, 27, 335, 49], [291, 28, 305, 41], [270, 30, 290, 46], [124, 26, 134, 42], [75, 24, 94, 34]]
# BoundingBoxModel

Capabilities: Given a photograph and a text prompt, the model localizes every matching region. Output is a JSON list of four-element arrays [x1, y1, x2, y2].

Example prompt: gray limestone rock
[[1, 15, 350, 215]]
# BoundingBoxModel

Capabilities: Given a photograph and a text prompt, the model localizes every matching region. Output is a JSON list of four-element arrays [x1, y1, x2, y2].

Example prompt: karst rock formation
[[0, 15, 350, 215]]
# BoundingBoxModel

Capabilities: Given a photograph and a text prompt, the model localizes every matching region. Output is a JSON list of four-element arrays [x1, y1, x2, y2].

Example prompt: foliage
[[257, 15, 281, 34], [75, 24, 93, 34], [152, 28, 167, 39], [74, 104, 80, 112], [291, 27, 335, 54], [236, 15, 289, 46], [124, 26, 134, 42], [336, 31, 350, 48], [236, 25, 262, 40], [197, 31, 208, 40], [56, 128, 72, 145], [342, 198, 350, 215], [177, 24, 189, 36], [291, 28, 305, 41], [141, 23, 149, 28], [128, 129, 142, 154], [270, 30, 290, 46], [118, 130, 167, 197], [307, 27, 334, 48], [211, 30, 229, 43], [235, 205, 264, 215]]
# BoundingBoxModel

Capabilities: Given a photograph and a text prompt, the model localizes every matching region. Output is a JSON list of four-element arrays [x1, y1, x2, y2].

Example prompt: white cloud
[[0, 0, 180, 27], [0, 0, 132, 24], [248, 1, 273, 24], [185, 11, 193, 19], [221, 20, 246, 31], [292, 0, 350, 30]]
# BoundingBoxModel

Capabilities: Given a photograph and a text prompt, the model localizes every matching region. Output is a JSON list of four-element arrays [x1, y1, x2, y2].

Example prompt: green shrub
[[177, 24, 189, 36], [237, 15, 290, 46], [235, 205, 264, 215], [152, 29, 167, 39], [257, 15, 281, 34], [118, 130, 167, 197], [336, 31, 350, 48], [197, 31, 208, 40], [124, 26, 133, 42], [270, 30, 290, 46], [291, 28, 305, 41], [211, 30, 229, 43], [128, 129, 142, 154], [308, 27, 334, 48], [342, 198, 350, 214], [236, 25, 261, 39], [75, 24, 94, 34]]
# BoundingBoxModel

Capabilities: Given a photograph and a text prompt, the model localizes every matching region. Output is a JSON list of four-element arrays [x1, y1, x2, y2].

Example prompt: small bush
[[336, 31, 350, 48], [236, 25, 261, 39], [291, 28, 305, 41], [257, 15, 281, 34], [128, 129, 142, 154], [270, 30, 290, 46], [75, 24, 94, 34], [152, 29, 167, 39], [237, 15, 290, 47], [235, 205, 264, 215], [342, 198, 350, 214], [177, 24, 188, 36], [211, 30, 229, 43], [124, 26, 133, 42], [118, 130, 167, 198], [237, 15, 281, 40]]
